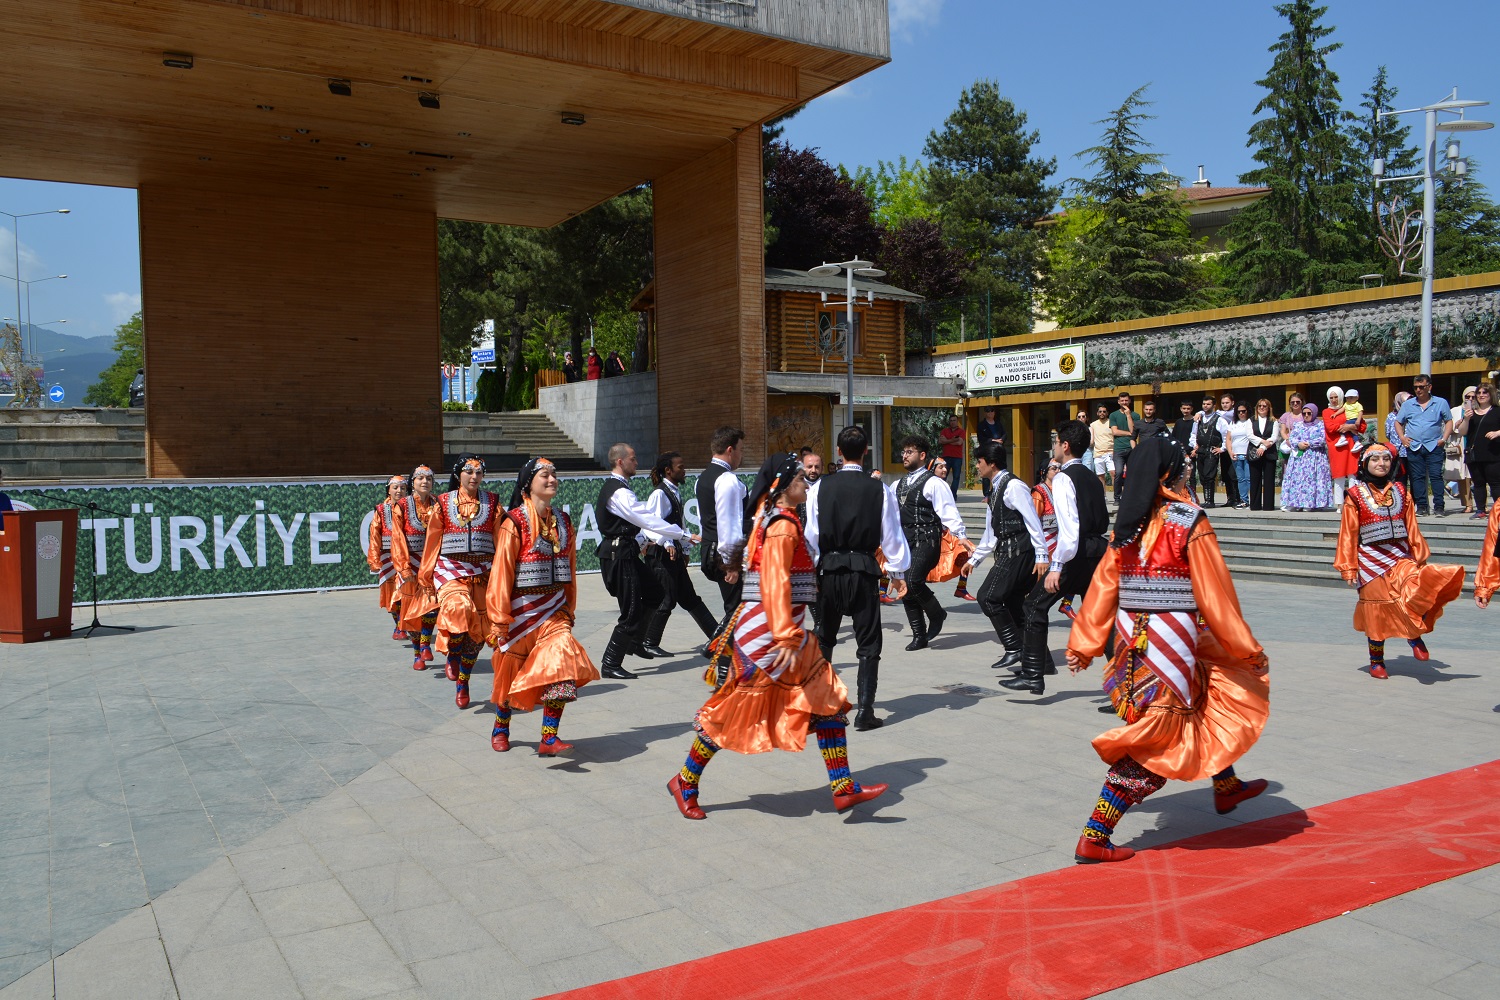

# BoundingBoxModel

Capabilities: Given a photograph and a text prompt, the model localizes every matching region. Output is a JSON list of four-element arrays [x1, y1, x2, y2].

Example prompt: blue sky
[[3, 0, 1497, 343]]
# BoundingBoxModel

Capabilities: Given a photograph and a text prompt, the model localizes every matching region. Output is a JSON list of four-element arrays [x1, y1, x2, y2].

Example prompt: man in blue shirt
[[0, 467, 13, 530], [1395, 375, 1453, 515]]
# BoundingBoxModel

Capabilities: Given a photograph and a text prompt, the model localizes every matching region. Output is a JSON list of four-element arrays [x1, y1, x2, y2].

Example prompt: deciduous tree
[[764, 141, 881, 269], [83, 311, 143, 407]]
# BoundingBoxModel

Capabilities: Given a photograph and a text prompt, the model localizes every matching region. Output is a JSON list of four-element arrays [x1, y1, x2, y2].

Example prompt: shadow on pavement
[[705, 756, 944, 822], [546, 721, 693, 770], [882, 689, 994, 725]]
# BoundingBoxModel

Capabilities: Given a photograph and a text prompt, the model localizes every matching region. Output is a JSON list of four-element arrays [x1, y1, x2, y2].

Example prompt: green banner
[[10, 473, 749, 604]]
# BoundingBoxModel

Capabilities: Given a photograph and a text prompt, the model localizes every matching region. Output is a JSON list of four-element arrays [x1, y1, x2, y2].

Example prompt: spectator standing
[[1193, 394, 1229, 507], [561, 351, 580, 383], [1384, 391, 1412, 494], [1457, 382, 1500, 516], [604, 350, 627, 377], [1107, 392, 1138, 504], [1216, 393, 1241, 506], [586, 347, 602, 381], [1282, 403, 1333, 511], [976, 407, 1005, 498], [1077, 408, 1094, 470], [1322, 386, 1365, 508], [1171, 400, 1200, 501], [1277, 392, 1306, 510], [1394, 374, 1453, 516], [1449, 386, 1477, 513], [1089, 405, 1113, 491], [1133, 398, 1168, 442], [1246, 398, 1280, 511], [1228, 402, 1253, 509], [939, 413, 965, 491], [0, 467, 13, 530]]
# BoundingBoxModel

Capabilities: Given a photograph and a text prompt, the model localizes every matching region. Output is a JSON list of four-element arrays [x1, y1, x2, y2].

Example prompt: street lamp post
[[809, 258, 884, 428], [0, 208, 70, 357], [1, 274, 69, 363], [1373, 88, 1492, 375]]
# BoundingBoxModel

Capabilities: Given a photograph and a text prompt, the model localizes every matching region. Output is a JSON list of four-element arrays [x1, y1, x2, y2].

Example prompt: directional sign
[[48, 384, 65, 403], [471, 348, 496, 364]]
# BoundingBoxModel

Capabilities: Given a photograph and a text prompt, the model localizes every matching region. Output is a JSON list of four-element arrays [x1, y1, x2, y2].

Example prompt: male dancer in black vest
[[640, 451, 720, 655], [596, 443, 695, 679], [1003, 420, 1109, 695], [1194, 394, 1228, 508], [805, 425, 910, 730], [969, 441, 1049, 671], [895, 435, 967, 650], [696, 426, 747, 639]]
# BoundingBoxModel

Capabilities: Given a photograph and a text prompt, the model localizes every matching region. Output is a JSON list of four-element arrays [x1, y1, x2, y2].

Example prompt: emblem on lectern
[[36, 533, 62, 560]]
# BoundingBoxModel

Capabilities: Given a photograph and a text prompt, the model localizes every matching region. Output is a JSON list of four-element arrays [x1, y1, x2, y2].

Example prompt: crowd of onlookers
[[560, 347, 629, 382], [1068, 378, 1500, 518]]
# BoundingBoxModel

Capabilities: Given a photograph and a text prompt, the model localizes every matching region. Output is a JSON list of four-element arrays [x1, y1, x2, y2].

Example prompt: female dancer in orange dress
[[367, 475, 409, 641], [1065, 435, 1272, 864], [1334, 443, 1466, 678], [418, 455, 501, 709], [484, 458, 600, 756], [391, 465, 439, 670], [668, 453, 888, 820], [1475, 502, 1499, 609]]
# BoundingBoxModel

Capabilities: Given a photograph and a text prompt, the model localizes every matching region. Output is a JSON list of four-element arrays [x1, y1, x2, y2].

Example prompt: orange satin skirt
[[490, 613, 600, 712], [1353, 558, 1465, 641], [697, 637, 851, 754], [434, 576, 491, 644], [1092, 629, 1270, 782], [376, 577, 398, 611], [396, 578, 438, 631]]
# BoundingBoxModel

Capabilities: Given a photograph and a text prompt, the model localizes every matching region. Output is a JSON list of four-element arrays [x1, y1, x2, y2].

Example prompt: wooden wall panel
[[767, 292, 904, 375], [654, 129, 765, 465], [139, 183, 442, 477]]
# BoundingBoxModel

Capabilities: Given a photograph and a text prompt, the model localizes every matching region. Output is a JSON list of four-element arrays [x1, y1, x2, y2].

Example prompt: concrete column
[[653, 130, 766, 465], [138, 184, 441, 477]]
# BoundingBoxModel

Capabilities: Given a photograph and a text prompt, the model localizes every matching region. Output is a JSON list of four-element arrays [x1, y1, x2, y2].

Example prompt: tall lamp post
[[1373, 88, 1492, 375], [809, 258, 884, 428], [0, 208, 70, 358], [1, 274, 68, 364]]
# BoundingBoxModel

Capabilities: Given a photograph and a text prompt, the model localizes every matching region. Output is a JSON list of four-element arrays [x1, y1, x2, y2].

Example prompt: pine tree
[[1044, 86, 1210, 326], [924, 80, 1061, 336], [1434, 156, 1500, 278], [1348, 66, 1420, 280], [1222, 0, 1363, 300]]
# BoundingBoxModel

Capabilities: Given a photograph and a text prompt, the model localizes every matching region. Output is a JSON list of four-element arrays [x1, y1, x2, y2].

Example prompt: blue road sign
[[471, 348, 496, 364], [48, 384, 65, 403]]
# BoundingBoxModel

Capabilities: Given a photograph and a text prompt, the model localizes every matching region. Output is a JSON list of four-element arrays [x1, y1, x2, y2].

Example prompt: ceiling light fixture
[[560, 111, 586, 126], [162, 52, 193, 69], [457, 131, 472, 138], [357, 141, 372, 148], [295, 128, 310, 134], [418, 92, 440, 110], [256, 104, 274, 112], [327, 78, 352, 97]]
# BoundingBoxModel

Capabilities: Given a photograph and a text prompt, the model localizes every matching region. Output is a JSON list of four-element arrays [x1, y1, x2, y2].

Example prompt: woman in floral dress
[[1281, 403, 1333, 511]]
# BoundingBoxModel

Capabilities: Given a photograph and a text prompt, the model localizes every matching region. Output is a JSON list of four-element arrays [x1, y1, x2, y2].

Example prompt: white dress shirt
[[639, 480, 684, 550], [1050, 460, 1082, 571], [605, 473, 687, 540], [969, 472, 1047, 568], [803, 464, 911, 578], [709, 457, 747, 561], [1248, 415, 1280, 452], [899, 468, 967, 537]]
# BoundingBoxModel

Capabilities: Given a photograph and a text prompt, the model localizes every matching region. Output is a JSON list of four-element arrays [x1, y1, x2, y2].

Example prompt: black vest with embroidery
[[897, 468, 941, 546], [1060, 463, 1109, 549], [989, 470, 1028, 541]]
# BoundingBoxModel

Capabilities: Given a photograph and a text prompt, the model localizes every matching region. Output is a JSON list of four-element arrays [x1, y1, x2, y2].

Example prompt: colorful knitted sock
[[1211, 766, 1242, 797], [677, 734, 719, 800], [1082, 782, 1133, 843], [812, 714, 860, 796], [540, 699, 566, 744], [491, 703, 512, 739], [1368, 638, 1385, 666], [1083, 755, 1165, 843], [458, 638, 480, 685], [1408, 637, 1428, 655], [420, 613, 437, 651]]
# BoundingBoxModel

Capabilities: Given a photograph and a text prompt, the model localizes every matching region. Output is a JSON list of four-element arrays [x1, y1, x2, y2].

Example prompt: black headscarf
[[507, 456, 554, 511], [1356, 443, 1395, 487], [742, 451, 797, 535], [448, 453, 485, 493], [1110, 433, 1188, 549]]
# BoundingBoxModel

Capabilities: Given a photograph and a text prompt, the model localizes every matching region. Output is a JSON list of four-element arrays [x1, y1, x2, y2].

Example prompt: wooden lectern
[[0, 508, 78, 643]]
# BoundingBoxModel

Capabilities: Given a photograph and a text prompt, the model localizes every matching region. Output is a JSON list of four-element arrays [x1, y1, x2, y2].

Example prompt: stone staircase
[[0, 408, 147, 480], [442, 410, 601, 474], [956, 492, 1488, 593]]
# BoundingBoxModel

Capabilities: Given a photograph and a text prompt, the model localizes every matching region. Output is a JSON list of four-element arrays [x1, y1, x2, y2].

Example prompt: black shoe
[[853, 710, 884, 731], [633, 644, 656, 660], [990, 649, 1021, 670], [1203, 502, 1216, 508], [602, 664, 638, 680], [1098, 704, 1118, 714], [1040, 661, 1058, 676], [927, 607, 947, 641], [904, 636, 929, 651], [999, 674, 1044, 695], [640, 644, 671, 658], [697, 642, 714, 658]]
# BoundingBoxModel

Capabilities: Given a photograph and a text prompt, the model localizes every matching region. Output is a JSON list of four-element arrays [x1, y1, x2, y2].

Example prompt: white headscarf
[[1326, 385, 1344, 406]]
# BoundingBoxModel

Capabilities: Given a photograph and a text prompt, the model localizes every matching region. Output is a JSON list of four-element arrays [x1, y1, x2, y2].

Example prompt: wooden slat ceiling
[[1, 0, 885, 227]]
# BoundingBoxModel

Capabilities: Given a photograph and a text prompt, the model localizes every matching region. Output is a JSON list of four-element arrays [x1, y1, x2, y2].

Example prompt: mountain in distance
[[1, 323, 118, 405]]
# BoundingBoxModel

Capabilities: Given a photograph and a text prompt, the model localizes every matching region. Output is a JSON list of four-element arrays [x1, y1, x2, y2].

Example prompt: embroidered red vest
[[433, 490, 500, 559], [507, 507, 574, 593], [743, 509, 817, 605], [1347, 482, 1409, 547], [399, 494, 433, 568], [1117, 501, 1200, 613], [375, 502, 395, 552], [1033, 484, 1058, 555]]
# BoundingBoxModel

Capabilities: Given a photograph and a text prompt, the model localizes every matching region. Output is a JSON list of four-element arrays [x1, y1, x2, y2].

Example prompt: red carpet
[[545, 761, 1500, 1000]]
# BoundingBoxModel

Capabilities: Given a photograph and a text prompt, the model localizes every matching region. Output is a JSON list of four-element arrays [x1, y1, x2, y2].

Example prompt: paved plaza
[[1, 534, 1498, 999]]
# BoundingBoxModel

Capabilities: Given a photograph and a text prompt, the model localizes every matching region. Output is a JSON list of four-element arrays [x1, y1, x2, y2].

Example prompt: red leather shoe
[[1214, 777, 1268, 815], [1409, 639, 1430, 661], [421, 646, 434, 662], [491, 732, 510, 752], [537, 737, 573, 757], [412, 656, 427, 671], [391, 628, 407, 641], [1369, 664, 1389, 679], [667, 775, 706, 820], [445, 660, 459, 682], [1074, 835, 1135, 864], [833, 782, 888, 812], [455, 687, 470, 709]]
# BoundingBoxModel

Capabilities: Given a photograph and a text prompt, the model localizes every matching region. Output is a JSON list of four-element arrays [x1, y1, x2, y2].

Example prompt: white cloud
[[0, 225, 44, 282], [890, 0, 945, 38], [105, 291, 142, 326]]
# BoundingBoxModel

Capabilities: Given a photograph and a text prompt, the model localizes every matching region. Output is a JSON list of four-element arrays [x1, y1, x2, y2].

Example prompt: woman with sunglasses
[[1246, 399, 1281, 511], [1277, 393, 1306, 510], [1455, 382, 1500, 516], [1227, 402, 1254, 509]]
